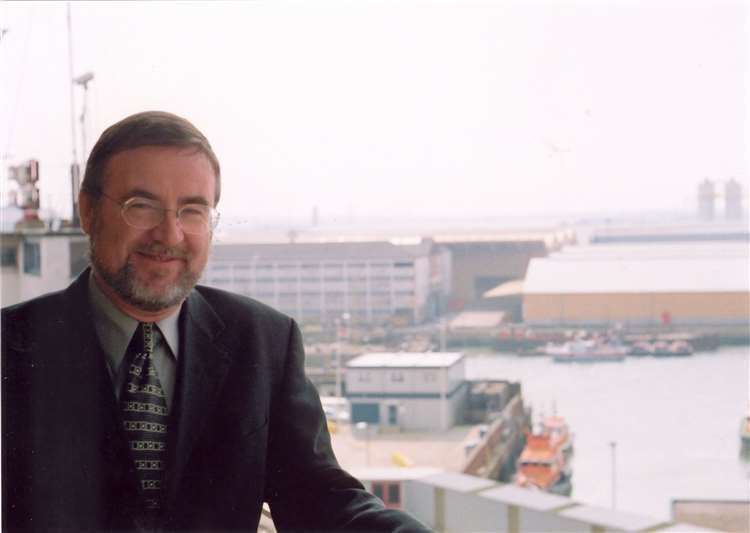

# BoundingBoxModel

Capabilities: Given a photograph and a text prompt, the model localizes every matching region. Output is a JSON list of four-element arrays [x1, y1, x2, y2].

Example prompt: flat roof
[[347, 467, 442, 481], [347, 352, 464, 369], [524, 256, 749, 293], [553, 242, 749, 260], [479, 484, 573, 512], [418, 471, 497, 493], [559, 504, 668, 531], [208, 240, 434, 262], [590, 222, 749, 239], [433, 228, 575, 246]]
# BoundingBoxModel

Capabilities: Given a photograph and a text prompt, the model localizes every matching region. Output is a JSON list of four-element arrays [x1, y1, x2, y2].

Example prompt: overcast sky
[[1, 0, 747, 224]]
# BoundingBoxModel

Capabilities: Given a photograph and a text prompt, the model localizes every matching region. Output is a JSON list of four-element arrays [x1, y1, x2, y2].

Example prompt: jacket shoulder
[[2, 288, 69, 316], [2, 290, 70, 348], [192, 284, 293, 327]]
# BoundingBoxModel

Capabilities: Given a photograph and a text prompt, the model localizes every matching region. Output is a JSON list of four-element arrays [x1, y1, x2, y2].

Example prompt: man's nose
[[149, 210, 185, 245]]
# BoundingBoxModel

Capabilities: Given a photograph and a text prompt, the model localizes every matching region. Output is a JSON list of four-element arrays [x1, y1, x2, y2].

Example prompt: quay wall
[[462, 394, 526, 480]]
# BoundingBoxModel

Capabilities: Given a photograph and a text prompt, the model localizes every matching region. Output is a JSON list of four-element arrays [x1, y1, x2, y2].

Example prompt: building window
[[372, 482, 402, 508], [69, 240, 88, 278], [22, 241, 41, 276], [390, 371, 404, 382], [1, 245, 17, 267], [387, 404, 398, 425], [424, 372, 436, 383], [358, 371, 371, 382], [387, 483, 401, 504]]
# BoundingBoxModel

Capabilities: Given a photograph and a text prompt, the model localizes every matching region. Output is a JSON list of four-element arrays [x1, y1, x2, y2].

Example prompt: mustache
[[134, 244, 190, 260]]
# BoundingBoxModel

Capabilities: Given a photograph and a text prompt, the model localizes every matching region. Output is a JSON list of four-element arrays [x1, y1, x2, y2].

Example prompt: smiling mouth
[[136, 251, 186, 263]]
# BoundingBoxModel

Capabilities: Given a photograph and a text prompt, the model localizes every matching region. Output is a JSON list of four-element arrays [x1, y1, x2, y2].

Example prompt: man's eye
[[129, 200, 158, 210], [181, 206, 208, 218]]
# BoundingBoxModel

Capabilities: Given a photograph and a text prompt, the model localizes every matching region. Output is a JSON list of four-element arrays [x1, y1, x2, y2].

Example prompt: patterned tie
[[120, 322, 169, 521]]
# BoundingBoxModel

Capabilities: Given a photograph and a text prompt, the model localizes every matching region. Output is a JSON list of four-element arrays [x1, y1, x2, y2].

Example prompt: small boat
[[547, 338, 629, 363], [629, 341, 654, 356], [514, 432, 572, 496], [653, 340, 693, 357], [629, 339, 694, 357]]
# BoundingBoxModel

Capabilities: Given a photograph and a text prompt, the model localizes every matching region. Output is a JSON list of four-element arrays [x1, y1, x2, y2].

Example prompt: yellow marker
[[391, 452, 414, 467]]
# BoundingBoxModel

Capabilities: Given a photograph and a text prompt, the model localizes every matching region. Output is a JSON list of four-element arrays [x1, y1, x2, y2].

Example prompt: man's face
[[80, 145, 216, 313]]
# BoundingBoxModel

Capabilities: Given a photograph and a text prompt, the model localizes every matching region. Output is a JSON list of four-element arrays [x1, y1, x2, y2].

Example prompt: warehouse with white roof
[[345, 352, 467, 431], [520, 243, 750, 326]]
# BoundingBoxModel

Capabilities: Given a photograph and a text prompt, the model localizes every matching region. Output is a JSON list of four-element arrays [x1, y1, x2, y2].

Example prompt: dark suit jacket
[[2, 271, 428, 531]]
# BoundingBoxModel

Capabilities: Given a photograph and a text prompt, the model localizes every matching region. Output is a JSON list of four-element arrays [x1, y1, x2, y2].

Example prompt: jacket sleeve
[[264, 319, 431, 532]]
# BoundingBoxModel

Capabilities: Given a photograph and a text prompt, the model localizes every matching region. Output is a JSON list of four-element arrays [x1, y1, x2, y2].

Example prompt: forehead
[[103, 146, 216, 203]]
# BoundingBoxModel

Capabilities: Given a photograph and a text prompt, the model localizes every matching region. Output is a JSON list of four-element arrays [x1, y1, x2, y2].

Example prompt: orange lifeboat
[[514, 426, 572, 495]]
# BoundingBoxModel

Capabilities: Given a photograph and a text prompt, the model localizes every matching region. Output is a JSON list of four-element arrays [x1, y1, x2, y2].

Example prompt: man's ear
[[78, 190, 96, 235]]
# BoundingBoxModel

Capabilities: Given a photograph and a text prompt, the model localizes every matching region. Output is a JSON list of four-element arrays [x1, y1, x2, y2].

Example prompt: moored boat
[[629, 339, 694, 356], [514, 412, 573, 496], [653, 340, 693, 356], [514, 432, 572, 496], [547, 337, 629, 363]]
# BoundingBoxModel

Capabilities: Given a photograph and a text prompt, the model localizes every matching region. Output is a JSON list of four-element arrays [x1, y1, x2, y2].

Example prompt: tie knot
[[130, 322, 155, 355]]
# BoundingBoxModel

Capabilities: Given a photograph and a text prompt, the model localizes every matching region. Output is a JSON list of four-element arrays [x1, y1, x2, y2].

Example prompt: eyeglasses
[[98, 191, 219, 235]]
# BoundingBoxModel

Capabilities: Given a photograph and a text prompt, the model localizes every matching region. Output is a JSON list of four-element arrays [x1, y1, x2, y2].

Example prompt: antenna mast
[[66, 2, 80, 227]]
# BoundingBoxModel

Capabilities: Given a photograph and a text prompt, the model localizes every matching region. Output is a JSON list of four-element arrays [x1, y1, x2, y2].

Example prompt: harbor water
[[465, 346, 750, 521]]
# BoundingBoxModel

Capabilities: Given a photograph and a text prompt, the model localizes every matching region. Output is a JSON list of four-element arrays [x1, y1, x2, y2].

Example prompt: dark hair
[[81, 110, 221, 204]]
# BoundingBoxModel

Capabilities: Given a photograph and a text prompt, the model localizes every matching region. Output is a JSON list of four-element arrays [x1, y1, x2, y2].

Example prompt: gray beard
[[89, 241, 201, 312]]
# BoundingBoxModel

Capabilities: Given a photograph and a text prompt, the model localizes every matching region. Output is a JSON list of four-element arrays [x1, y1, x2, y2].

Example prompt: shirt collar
[[87, 272, 181, 370]]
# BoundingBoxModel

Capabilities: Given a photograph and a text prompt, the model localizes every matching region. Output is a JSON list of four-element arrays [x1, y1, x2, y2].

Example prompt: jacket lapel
[[165, 289, 231, 504], [61, 271, 142, 524], [62, 271, 124, 458]]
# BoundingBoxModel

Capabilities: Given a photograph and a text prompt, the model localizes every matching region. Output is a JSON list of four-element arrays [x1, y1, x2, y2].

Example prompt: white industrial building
[[520, 243, 750, 326], [345, 352, 467, 431], [201, 240, 451, 325], [1, 230, 88, 307]]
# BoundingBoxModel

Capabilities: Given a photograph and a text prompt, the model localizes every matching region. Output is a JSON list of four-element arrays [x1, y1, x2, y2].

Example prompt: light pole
[[610, 441, 617, 509], [66, 3, 80, 226], [439, 316, 447, 352], [334, 312, 350, 398]]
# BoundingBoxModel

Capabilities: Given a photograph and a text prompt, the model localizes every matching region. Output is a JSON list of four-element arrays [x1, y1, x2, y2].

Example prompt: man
[[2, 111, 429, 531]]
